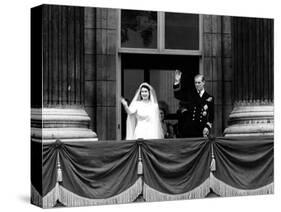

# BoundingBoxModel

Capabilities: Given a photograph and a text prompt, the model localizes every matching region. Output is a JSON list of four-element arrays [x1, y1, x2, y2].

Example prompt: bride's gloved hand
[[120, 97, 128, 107]]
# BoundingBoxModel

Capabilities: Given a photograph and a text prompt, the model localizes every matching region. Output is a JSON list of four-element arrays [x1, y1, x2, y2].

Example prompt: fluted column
[[41, 5, 85, 107], [232, 17, 273, 103], [224, 17, 273, 136], [31, 5, 97, 142]]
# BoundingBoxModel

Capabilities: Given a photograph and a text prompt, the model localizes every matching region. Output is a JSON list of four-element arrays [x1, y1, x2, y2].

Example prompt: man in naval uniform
[[173, 70, 214, 138]]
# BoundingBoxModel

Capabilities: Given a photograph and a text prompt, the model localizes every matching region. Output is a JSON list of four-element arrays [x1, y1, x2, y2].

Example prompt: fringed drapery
[[210, 173, 273, 197], [31, 184, 43, 207], [32, 178, 143, 208], [141, 138, 211, 198], [31, 136, 273, 208], [59, 177, 142, 207], [212, 136, 273, 193], [143, 177, 210, 201], [42, 183, 60, 208]]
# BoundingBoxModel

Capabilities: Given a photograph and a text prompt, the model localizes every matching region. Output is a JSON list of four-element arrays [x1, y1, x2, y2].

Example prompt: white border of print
[[0, 0, 279, 212]]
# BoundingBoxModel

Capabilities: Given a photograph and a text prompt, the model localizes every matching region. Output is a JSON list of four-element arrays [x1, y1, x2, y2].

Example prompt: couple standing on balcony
[[120, 70, 214, 140]]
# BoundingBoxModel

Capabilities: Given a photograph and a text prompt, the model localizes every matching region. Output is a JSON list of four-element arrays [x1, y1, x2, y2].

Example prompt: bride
[[121, 83, 164, 140]]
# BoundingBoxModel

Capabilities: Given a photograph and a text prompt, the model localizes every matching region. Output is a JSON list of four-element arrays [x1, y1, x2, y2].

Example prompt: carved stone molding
[[223, 102, 273, 137], [31, 108, 98, 143]]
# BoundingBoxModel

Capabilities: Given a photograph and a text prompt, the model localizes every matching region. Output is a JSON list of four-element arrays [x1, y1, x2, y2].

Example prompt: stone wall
[[84, 8, 118, 140], [202, 15, 232, 136]]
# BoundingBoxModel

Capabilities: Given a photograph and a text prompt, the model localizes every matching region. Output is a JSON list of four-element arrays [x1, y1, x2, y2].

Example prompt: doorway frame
[[116, 10, 204, 140]]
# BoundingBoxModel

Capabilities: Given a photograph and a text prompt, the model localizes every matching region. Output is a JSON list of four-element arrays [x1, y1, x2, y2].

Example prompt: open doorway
[[120, 54, 199, 139]]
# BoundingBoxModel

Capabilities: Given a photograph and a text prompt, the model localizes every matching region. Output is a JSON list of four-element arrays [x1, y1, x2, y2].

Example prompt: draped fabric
[[31, 136, 274, 208], [31, 140, 43, 207], [35, 140, 141, 208], [57, 141, 139, 199], [31, 139, 42, 196], [141, 138, 211, 201], [42, 142, 59, 196], [211, 136, 274, 196]]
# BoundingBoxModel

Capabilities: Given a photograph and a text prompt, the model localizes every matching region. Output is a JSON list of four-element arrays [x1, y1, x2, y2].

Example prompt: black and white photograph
[[1, 0, 280, 212], [30, 3, 274, 208]]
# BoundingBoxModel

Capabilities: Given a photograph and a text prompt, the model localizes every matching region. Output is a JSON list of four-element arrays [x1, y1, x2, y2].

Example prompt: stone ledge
[[31, 127, 97, 139], [31, 107, 98, 142], [31, 108, 91, 121], [224, 123, 273, 136], [224, 103, 274, 136]]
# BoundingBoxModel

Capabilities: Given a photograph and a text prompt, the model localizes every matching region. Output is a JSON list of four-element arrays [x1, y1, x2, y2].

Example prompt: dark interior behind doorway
[[121, 54, 199, 139]]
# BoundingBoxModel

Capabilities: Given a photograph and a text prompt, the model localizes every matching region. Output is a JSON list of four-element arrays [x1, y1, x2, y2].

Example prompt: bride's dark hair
[[140, 84, 151, 100]]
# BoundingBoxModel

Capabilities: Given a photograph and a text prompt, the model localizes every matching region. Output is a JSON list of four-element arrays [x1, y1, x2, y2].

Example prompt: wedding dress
[[126, 83, 164, 140]]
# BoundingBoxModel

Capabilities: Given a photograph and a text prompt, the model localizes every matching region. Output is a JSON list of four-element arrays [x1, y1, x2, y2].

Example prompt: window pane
[[121, 10, 157, 48], [165, 13, 199, 50]]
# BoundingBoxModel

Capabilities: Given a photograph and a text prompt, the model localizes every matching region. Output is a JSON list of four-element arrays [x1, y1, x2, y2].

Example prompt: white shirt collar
[[198, 89, 205, 97]]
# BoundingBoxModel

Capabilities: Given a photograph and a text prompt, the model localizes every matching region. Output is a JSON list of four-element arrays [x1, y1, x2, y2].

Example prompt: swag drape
[[211, 136, 273, 196], [141, 138, 211, 201], [33, 140, 141, 208], [31, 136, 273, 208]]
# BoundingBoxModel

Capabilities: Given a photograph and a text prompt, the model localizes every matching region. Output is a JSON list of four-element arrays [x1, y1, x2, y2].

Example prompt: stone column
[[31, 5, 97, 142], [224, 17, 273, 136]]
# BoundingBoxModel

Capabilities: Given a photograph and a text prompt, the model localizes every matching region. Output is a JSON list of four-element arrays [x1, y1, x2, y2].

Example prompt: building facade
[[31, 5, 273, 141]]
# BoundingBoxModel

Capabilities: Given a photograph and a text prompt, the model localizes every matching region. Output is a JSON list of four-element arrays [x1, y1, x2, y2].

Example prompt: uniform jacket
[[174, 82, 214, 137]]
